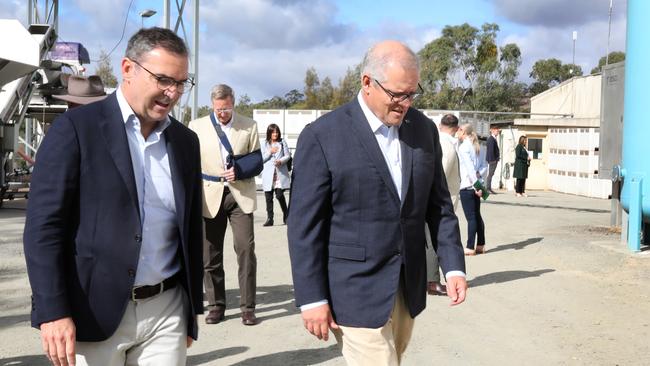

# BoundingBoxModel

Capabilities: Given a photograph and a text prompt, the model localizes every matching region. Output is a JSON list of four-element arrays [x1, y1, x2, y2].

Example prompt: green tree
[[303, 67, 321, 109], [529, 58, 582, 95], [235, 94, 254, 118], [590, 51, 625, 74], [318, 77, 335, 109], [418, 22, 524, 111], [284, 89, 304, 107], [95, 50, 118, 88]]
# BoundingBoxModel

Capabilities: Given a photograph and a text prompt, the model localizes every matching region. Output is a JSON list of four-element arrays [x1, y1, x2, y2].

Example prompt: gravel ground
[[1, 190, 649, 365]]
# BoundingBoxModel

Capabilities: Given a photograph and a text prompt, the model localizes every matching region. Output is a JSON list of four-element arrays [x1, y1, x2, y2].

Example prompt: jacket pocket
[[329, 243, 365, 261]]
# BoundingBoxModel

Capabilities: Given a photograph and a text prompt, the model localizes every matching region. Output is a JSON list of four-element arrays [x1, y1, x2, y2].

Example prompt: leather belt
[[131, 276, 177, 301], [202, 173, 226, 182]]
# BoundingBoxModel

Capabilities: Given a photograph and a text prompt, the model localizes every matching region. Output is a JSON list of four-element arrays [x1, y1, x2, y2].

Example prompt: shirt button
[[134, 234, 142, 243], [128, 269, 136, 277]]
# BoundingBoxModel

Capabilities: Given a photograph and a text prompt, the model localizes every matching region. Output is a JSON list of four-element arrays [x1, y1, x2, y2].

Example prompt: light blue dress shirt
[[116, 88, 181, 286]]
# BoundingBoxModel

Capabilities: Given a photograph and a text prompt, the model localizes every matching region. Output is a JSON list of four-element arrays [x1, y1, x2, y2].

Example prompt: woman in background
[[261, 124, 291, 226], [457, 123, 486, 255], [513, 135, 531, 197]]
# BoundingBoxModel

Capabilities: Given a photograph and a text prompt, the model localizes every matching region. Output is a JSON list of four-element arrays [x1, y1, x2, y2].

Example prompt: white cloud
[[502, 15, 626, 81]]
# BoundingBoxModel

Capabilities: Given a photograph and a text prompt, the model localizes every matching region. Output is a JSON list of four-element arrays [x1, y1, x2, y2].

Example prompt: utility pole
[[606, 0, 613, 65]]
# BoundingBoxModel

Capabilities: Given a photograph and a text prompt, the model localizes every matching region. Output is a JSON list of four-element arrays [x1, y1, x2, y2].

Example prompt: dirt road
[[1, 191, 649, 365]]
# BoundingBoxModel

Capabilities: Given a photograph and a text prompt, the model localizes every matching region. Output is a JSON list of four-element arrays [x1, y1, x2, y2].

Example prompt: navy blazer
[[23, 93, 204, 341], [287, 99, 465, 328], [486, 135, 500, 163]]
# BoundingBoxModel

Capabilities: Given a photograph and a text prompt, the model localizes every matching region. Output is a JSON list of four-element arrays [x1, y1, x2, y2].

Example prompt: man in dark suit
[[486, 126, 501, 194], [23, 27, 203, 365], [288, 40, 467, 365]]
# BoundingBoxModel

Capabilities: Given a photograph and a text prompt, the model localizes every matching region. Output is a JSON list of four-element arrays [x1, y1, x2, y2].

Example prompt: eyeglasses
[[130, 58, 195, 94], [215, 108, 233, 114], [373, 79, 423, 103]]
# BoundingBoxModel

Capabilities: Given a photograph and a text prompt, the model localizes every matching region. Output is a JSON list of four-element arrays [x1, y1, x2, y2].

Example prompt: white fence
[[547, 127, 611, 198]]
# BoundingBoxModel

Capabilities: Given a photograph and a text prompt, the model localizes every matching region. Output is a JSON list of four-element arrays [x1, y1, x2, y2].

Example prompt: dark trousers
[[515, 178, 526, 193], [264, 188, 288, 220], [486, 161, 498, 191], [460, 188, 485, 250], [203, 188, 257, 312]]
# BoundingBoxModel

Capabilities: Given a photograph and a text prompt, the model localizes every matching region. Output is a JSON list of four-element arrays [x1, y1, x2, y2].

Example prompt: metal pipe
[[191, 0, 199, 121], [620, 0, 650, 251]]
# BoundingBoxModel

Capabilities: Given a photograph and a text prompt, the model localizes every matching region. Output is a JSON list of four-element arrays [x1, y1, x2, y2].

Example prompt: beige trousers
[[76, 286, 188, 366], [332, 288, 414, 366]]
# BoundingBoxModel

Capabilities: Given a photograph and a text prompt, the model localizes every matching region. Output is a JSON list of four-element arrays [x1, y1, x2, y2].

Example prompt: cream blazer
[[439, 131, 460, 210], [188, 112, 261, 217]]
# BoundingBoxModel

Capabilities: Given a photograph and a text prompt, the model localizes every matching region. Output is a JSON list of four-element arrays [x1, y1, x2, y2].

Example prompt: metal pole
[[606, 0, 613, 66], [191, 0, 199, 121], [28, 0, 33, 25], [163, 0, 170, 29]]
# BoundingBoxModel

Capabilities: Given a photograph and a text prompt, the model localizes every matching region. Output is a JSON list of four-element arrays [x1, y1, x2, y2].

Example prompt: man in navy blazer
[[23, 28, 203, 365], [485, 126, 501, 194], [288, 40, 467, 364]]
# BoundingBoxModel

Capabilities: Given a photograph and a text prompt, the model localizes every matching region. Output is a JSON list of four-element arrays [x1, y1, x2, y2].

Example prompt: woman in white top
[[261, 124, 292, 226], [457, 123, 486, 255]]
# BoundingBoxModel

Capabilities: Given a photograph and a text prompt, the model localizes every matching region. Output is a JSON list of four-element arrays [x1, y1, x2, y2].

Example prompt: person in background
[[426, 113, 461, 296], [485, 126, 500, 194], [513, 135, 531, 197], [457, 123, 486, 256], [188, 84, 262, 326], [24, 27, 204, 365], [261, 124, 291, 226]]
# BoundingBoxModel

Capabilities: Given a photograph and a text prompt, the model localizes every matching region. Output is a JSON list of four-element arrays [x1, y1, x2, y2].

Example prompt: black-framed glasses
[[130, 58, 195, 94], [373, 78, 423, 103]]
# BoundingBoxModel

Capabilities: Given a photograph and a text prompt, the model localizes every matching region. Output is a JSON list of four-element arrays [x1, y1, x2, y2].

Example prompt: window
[[528, 138, 543, 159]]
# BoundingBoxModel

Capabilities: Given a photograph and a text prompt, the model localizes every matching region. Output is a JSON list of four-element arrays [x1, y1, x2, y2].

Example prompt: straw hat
[[53, 75, 107, 104]]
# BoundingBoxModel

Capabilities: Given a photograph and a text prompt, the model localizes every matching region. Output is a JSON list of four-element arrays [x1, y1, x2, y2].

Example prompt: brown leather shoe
[[205, 308, 225, 324], [241, 311, 258, 326], [427, 281, 447, 296]]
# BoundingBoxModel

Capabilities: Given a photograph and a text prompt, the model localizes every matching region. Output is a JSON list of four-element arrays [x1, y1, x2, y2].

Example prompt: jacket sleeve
[[426, 126, 465, 274], [287, 126, 332, 306], [23, 114, 80, 327], [278, 139, 291, 165]]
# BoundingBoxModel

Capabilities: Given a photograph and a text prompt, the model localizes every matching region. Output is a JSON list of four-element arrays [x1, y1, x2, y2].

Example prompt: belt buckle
[[131, 285, 144, 301]]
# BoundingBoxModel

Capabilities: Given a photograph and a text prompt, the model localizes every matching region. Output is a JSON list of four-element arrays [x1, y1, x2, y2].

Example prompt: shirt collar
[[213, 111, 234, 128], [357, 92, 400, 134], [116, 86, 171, 132], [440, 130, 458, 145]]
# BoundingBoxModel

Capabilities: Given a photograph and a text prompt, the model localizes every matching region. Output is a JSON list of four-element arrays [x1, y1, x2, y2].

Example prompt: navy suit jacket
[[486, 135, 500, 163], [287, 99, 465, 328], [23, 93, 204, 341]]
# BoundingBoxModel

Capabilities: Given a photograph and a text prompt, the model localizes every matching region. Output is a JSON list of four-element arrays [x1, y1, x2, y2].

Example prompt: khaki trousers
[[332, 288, 414, 366], [203, 188, 257, 311], [76, 286, 187, 366]]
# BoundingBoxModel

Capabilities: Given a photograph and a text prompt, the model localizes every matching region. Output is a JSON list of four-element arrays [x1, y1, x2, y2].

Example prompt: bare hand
[[474, 189, 483, 198], [274, 160, 282, 167], [301, 304, 339, 341], [446, 276, 468, 306], [270, 146, 279, 154], [187, 336, 193, 348], [41, 317, 76, 366], [223, 167, 236, 182]]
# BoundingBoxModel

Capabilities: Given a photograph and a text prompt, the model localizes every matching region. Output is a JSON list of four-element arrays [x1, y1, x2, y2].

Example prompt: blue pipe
[[620, 0, 650, 251]]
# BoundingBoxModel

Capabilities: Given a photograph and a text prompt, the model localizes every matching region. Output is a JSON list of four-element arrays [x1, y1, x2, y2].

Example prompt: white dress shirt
[[117, 88, 180, 286]]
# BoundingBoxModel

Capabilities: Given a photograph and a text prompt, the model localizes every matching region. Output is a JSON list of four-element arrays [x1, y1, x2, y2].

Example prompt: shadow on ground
[[0, 354, 48, 366], [0, 313, 29, 330], [204, 284, 299, 324], [229, 345, 339, 366], [468, 269, 555, 288], [188, 346, 249, 365], [486, 200, 608, 214], [487, 237, 543, 253]]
